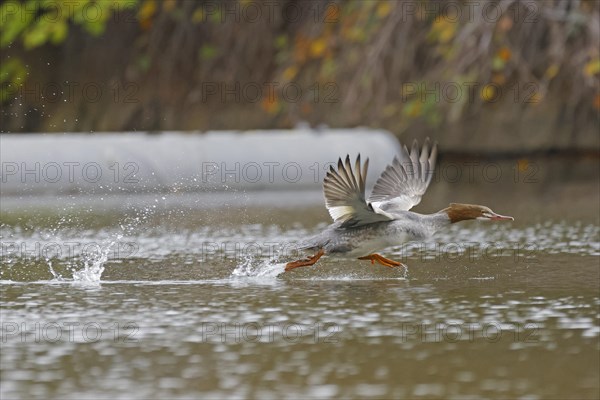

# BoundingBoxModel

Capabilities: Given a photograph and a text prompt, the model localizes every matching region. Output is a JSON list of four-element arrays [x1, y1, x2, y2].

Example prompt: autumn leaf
[[309, 38, 327, 58], [324, 4, 341, 23], [261, 95, 280, 114], [480, 85, 498, 102], [403, 100, 422, 118], [527, 92, 543, 105], [545, 64, 559, 79], [583, 58, 600, 77], [498, 47, 511, 61], [139, 0, 157, 29], [491, 72, 506, 85], [283, 66, 298, 81], [192, 8, 205, 23], [343, 26, 366, 43], [517, 159, 529, 172], [139, 0, 157, 21], [293, 34, 309, 63], [376, 2, 392, 19], [428, 19, 456, 44]]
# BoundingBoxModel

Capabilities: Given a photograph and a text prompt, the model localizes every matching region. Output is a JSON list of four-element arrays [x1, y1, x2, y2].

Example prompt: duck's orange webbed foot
[[285, 249, 325, 272], [358, 253, 404, 268]]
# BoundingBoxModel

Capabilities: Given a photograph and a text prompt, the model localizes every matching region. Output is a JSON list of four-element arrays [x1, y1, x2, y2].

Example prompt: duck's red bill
[[490, 213, 514, 221]]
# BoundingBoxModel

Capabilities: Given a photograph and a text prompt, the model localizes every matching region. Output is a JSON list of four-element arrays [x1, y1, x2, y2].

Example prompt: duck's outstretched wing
[[323, 155, 392, 228], [368, 138, 437, 213]]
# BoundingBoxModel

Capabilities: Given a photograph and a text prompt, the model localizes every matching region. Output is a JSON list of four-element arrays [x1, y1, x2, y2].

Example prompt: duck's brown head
[[443, 203, 514, 223]]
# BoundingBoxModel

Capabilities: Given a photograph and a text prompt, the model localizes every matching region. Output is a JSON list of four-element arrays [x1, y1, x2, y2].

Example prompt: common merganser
[[285, 139, 514, 271]]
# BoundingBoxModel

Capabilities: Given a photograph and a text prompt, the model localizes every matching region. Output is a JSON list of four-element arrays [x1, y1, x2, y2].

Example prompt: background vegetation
[[1, 0, 598, 152]]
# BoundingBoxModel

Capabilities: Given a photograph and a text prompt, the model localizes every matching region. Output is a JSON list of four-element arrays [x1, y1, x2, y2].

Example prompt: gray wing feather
[[368, 138, 437, 211], [323, 155, 392, 227]]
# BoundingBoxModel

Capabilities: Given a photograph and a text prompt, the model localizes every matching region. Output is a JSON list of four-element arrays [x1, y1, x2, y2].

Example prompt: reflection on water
[[1, 192, 599, 399], [1, 279, 599, 399]]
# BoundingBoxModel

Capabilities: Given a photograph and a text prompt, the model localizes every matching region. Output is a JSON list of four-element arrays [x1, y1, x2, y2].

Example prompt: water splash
[[231, 253, 286, 278], [60, 204, 157, 283], [47, 260, 63, 281], [71, 235, 122, 284], [0, 203, 157, 283]]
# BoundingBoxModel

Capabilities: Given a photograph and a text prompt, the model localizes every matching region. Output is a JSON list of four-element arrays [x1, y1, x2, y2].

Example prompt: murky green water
[[1, 191, 599, 399]]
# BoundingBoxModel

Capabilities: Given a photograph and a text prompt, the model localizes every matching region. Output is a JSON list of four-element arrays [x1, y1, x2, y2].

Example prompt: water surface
[[1, 191, 599, 399]]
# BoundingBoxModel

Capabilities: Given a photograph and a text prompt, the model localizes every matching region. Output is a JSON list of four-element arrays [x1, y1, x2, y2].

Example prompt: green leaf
[[199, 45, 217, 60], [23, 22, 51, 49], [0, 2, 33, 48], [50, 21, 68, 44], [83, 19, 107, 36], [492, 56, 505, 71], [0, 58, 27, 103], [274, 34, 288, 50], [137, 54, 151, 71]]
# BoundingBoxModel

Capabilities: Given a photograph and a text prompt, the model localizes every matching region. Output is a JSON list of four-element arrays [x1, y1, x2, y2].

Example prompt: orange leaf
[[283, 66, 298, 81], [326, 4, 340, 23], [527, 92, 543, 105], [498, 47, 511, 62], [491, 72, 506, 85], [261, 96, 280, 114], [517, 159, 529, 173], [293, 35, 309, 63]]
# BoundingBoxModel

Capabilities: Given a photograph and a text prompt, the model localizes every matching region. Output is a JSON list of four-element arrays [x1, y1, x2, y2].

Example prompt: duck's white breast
[[343, 232, 411, 258]]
